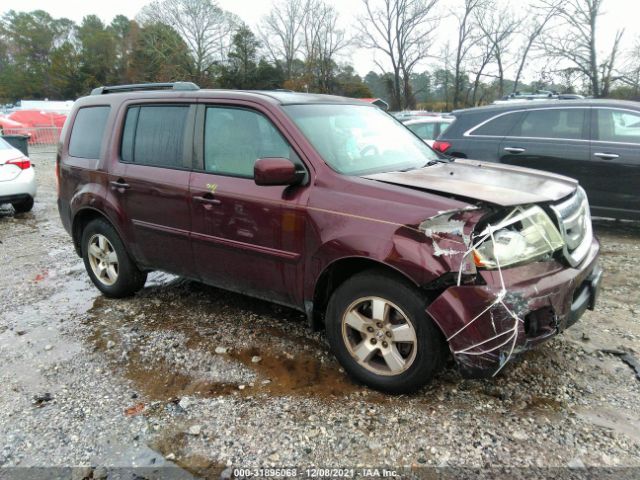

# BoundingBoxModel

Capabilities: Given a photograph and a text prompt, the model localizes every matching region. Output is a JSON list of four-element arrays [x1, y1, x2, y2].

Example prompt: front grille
[[550, 187, 592, 267]]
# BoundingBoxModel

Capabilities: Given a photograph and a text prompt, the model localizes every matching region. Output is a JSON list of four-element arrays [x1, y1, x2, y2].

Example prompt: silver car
[[0, 137, 36, 213], [403, 116, 454, 146]]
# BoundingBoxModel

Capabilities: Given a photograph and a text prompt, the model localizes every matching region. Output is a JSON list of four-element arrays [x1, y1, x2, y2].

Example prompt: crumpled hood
[[363, 158, 578, 206]]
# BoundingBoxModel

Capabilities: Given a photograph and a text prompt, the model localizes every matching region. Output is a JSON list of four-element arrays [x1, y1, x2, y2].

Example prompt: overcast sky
[[7, 0, 640, 82]]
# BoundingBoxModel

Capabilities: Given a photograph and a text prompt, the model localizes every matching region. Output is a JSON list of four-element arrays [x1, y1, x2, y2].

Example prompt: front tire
[[326, 270, 447, 393], [81, 218, 147, 298]]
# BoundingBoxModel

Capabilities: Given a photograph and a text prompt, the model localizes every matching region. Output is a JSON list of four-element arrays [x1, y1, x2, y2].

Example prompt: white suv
[[0, 137, 36, 213]]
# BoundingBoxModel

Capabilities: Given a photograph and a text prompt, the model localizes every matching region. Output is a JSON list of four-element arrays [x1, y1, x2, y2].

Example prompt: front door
[[189, 104, 309, 307], [116, 103, 196, 275], [498, 107, 591, 188]]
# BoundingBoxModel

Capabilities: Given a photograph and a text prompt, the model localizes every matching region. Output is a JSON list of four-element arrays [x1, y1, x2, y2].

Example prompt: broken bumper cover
[[426, 238, 601, 377]]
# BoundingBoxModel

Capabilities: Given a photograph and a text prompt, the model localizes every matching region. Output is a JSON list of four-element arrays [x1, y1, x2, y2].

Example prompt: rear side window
[[470, 111, 522, 136], [203, 107, 294, 177], [407, 122, 437, 140], [596, 109, 640, 144], [513, 108, 586, 140], [69, 106, 110, 158], [121, 105, 189, 168]]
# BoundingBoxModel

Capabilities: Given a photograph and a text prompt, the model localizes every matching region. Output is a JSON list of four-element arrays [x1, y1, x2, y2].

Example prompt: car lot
[[1, 153, 639, 475]]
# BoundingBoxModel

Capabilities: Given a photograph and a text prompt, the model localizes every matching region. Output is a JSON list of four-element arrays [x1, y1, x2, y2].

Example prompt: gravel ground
[[0, 152, 639, 478]]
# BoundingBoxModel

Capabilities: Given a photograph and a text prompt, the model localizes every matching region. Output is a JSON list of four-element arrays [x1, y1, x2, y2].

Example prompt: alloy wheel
[[341, 296, 418, 376], [87, 234, 119, 286]]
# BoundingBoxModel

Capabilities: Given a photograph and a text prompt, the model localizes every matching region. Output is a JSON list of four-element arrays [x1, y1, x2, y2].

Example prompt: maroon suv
[[57, 83, 602, 393]]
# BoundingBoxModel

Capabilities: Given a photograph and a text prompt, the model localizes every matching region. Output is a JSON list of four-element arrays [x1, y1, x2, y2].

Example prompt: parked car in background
[[434, 99, 640, 220], [392, 110, 451, 121], [58, 83, 601, 393], [403, 116, 454, 145], [0, 136, 36, 213]]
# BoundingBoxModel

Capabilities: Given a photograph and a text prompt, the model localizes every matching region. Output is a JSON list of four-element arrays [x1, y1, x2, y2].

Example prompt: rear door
[[590, 107, 640, 217], [188, 103, 309, 307], [498, 107, 591, 184], [114, 103, 196, 275]]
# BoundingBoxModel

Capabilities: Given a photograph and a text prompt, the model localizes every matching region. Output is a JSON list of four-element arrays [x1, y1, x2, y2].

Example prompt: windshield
[[284, 104, 440, 175]]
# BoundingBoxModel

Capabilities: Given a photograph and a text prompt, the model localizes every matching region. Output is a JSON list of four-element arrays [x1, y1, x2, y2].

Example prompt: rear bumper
[[0, 167, 36, 202], [427, 238, 601, 377]]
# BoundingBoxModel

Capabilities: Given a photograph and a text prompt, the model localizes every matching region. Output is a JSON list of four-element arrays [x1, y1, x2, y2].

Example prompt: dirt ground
[[1, 152, 639, 478]]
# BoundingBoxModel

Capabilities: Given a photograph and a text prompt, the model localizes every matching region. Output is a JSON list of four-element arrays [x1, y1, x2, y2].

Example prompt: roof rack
[[90, 82, 200, 95]]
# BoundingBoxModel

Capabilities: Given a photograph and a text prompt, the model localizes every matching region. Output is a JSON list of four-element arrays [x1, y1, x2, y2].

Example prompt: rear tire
[[326, 270, 447, 394], [81, 218, 147, 298], [12, 197, 34, 214]]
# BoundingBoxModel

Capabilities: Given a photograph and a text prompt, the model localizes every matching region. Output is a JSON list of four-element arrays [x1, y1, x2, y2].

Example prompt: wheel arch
[[71, 207, 131, 259], [309, 256, 424, 331]]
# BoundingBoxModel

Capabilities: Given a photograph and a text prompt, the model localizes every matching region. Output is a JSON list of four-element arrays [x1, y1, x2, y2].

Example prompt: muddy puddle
[[84, 276, 369, 404], [151, 431, 228, 478], [79, 273, 587, 415]]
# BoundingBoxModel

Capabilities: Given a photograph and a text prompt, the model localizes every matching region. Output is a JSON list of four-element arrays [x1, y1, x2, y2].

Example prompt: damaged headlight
[[473, 206, 564, 269]]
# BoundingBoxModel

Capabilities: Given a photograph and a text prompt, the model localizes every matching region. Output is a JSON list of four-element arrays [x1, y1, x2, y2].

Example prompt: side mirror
[[254, 157, 302, 186]]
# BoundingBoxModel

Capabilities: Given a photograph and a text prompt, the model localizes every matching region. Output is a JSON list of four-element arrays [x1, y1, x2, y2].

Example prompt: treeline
[[0, 1, 372, 103], [2, 0, 640, 109]]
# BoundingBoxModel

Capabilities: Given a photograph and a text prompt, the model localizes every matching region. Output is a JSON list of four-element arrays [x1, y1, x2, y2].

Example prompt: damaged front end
[[420, 194, 601, 378]]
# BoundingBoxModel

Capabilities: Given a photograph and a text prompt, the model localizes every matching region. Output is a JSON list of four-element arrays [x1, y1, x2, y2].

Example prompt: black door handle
[[193, 195, 221, 206], [110, 179, 130, 190]]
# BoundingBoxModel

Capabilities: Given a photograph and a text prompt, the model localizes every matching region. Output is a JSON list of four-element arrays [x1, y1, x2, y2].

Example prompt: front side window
[[69, 106, 111, 159], [596, 109, 640, 143], [284, 104, 440, 175], [513, 108, 586, 140], [204, 107, 294, 177], [121, 105, 189, 168]]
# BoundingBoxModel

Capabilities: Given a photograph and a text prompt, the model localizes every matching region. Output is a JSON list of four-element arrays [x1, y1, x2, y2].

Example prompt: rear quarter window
[[469, 111, 523, 136], [68, 106, 111, 159]]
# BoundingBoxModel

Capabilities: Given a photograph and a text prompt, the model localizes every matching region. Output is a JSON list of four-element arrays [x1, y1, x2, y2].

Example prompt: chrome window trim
[[463, 106, 590, 140], [463, 105, 640, 147]]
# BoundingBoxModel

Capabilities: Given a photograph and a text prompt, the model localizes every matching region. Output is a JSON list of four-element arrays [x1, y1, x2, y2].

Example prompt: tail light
[[432, 141, 451, 153], [6, 157, 31, 170]]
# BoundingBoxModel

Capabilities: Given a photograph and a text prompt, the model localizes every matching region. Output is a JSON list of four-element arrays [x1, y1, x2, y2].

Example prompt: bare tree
[[468, 33, 495, 106], [476, 1, 520, 98], [511, 0, 561, 93], [618, 37, 640, 98], [259, 0, 308, 79], [138, 0, 234, 85], [356, 0, 439, 110], [451, 0, 489, 108], [599, 29, 624, 97], [540, 0, 623, 97], [302, 1, 349, 92]]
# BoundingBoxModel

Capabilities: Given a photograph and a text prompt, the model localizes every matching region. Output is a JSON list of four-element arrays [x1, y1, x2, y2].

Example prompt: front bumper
[[426, 238, 601, 377]]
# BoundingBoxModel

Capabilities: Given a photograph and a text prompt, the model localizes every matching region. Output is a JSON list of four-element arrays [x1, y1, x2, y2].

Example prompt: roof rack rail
[[90, 82, 200, 95]]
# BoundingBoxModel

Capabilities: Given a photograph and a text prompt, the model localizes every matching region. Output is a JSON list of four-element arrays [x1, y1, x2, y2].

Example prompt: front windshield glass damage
[[284, 104, 441, 176]]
